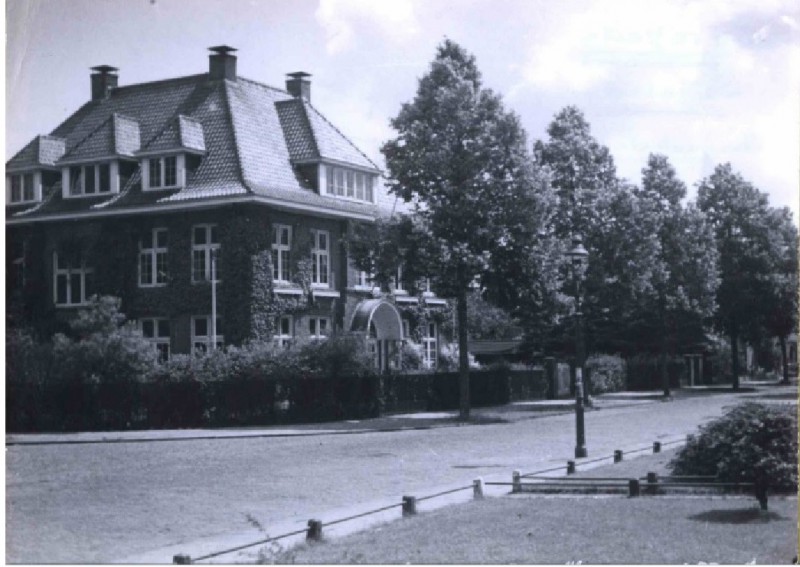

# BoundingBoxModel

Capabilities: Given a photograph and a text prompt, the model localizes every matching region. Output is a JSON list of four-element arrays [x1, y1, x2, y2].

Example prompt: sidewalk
[[9, 381, 788, 447]]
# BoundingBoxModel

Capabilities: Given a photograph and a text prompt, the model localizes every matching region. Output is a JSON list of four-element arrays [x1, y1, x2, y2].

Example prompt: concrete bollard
[[628, 479, 641, 497], [512, 470, 522, 493], [173, 554, 192, 564], [473, 478, 484, 500], [646, 472, 658, 495], [402, 495, 417, 517], [567, 460, 576, 475], [614, 450, 623, 463], [653, 441, 661, 453], [306, 519, 323, 541]]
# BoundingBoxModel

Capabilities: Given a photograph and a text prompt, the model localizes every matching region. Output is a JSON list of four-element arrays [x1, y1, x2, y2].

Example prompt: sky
[[5, 0, 800, 222]]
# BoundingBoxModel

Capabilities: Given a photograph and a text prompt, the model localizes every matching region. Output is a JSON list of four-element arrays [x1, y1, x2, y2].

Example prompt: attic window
[[8, 173, 36, 204], [325, 166, 374, 203], [149, 156, 178, 188], [69, 163, 112, 196]]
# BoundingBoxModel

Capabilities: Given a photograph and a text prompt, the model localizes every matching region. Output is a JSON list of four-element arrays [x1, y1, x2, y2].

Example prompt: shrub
[[585, 354, 625, 394], [669, 402, 798, 491]]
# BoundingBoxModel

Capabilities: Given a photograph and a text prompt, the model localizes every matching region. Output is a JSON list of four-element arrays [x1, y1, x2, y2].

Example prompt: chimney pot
[[286, 72, 311, 102], [90, 65, 119, 101], [208, 45, 237, 81]]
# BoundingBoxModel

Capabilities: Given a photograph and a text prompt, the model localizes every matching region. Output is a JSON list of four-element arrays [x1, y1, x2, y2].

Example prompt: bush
[[585, 354, 626, 394], [669, 402, 798, 490]]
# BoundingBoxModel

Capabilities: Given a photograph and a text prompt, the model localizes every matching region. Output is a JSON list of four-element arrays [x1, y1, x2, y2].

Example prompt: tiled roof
[[6, 135, 66, 171], [276, 99, 319, 161], [8, 70, 388, 221], [143, 115, 206, 154], [59, 113, 141, 163], [303, 101, 378, 170]]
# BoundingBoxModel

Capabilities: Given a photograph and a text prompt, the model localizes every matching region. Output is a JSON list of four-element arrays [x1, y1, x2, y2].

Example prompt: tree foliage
[[377, 40, 556, 418], [669, 402, 797, 491], [696, 163, 794, 387]]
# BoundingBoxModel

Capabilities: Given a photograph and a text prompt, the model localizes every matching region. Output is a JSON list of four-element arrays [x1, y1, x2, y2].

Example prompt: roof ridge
[[110, 73, 208, 94], [296, 99, 321, 159], [221, 81, 250, 193], [236, 76, 291, 96], [60, 112, 116, 161], [139, 80, 215, 151], [303, 100, 380, 171]]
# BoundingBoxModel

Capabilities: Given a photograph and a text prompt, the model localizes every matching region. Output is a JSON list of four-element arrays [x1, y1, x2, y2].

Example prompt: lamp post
[[565, 235, 589, 459]]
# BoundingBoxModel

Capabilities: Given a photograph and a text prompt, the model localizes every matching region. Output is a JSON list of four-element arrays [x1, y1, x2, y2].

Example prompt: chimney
[[208, 45, 237, 81], [90, 66, 119, 101], [286, 72, 311, 102]]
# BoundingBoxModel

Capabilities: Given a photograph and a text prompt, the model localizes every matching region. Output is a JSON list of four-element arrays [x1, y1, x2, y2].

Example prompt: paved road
[[5, 388, 790, 563]]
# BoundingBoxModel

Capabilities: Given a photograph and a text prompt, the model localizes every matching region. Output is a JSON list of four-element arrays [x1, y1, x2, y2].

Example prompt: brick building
[[6, 46, 446, 370]]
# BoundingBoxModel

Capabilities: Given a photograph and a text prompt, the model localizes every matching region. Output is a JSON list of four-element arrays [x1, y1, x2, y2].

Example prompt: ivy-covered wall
[[7, 203, 361, 352]]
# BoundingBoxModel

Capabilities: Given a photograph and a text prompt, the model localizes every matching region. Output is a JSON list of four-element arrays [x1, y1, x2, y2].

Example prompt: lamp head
[[565, 235, 589, 266]]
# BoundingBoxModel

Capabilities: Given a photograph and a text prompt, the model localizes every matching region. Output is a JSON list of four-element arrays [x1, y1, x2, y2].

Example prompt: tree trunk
[[457, 288, 470, 421], [730, 331, 740, 391], [660, 332, 670, 397], [779, 335, 789, 384], [660, 303, 670, 397]]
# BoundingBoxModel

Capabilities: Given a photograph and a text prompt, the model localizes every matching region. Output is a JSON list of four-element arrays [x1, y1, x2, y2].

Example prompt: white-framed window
[[355, 270, 373, 288], [192, 224, 220, 283], [309, 317, 330, 340], [191, 315, 223, 353], [274, 315, 294, 348], [422, 322, 438, 369], [68, 163, 112, 196], [147, 156, 179, 189], [7, 172, 37, 204], [140, 318, 171, 361], [325, 166, 374, 203], [139, 228, 168, 287], [53, 251, 94, 307], [402, 319, 410, 339], [311, 229, 330, 287], [272, 224, 292, 282]]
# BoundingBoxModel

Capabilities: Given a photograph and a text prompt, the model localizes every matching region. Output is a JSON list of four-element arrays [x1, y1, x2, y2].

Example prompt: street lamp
[[565, 235, 589, 459]]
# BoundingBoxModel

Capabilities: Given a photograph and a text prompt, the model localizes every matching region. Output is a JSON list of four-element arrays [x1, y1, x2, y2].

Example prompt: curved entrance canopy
[[350, 298, 403, 340]]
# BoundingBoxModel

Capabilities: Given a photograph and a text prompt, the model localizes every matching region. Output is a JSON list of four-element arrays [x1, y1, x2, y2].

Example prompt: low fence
[[172, 436, 746, 564], [7, 367, 548, 433]]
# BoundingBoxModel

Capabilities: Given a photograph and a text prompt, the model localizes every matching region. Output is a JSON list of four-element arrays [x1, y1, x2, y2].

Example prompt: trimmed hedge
[[380, 367, 548, 414], [626, 354, 686, 391]]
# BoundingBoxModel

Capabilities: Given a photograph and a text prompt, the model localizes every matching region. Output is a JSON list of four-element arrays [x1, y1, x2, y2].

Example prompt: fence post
[[567, 460, 576, 475], [653, 441, 661, 453], [402, 495, 417, 517], [473, 477, 484, 500], [173, 554, 192, 564], [628, 479, 640, 497], [512, 470, 522, 493], [646, 472, 658, 495], [614, 450, 623, 463], [306, 519, 323, 541]]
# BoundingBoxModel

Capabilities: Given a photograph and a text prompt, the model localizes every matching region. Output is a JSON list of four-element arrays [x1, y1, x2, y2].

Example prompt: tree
[[696, 164, 776, 390], [379, 40, 554, 419], [633, 154, 718, 395], [761, 206, 798, 383], [533, 107, 656, 359]]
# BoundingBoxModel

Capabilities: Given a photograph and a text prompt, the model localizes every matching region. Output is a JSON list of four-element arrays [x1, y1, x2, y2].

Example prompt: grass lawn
[[277, 451, 798, 565]]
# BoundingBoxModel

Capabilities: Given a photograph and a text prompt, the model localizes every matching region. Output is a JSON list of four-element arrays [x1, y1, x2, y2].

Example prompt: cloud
[[315, 0, 420, 55]]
